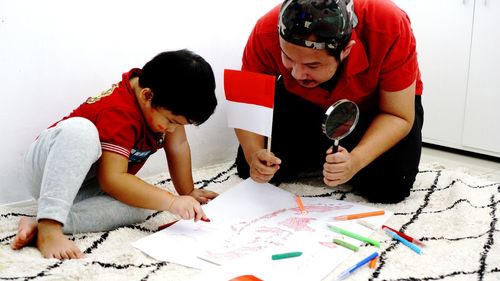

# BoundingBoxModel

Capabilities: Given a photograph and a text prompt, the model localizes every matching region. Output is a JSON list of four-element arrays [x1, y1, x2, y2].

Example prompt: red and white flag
[[224, 69, 275, 137]]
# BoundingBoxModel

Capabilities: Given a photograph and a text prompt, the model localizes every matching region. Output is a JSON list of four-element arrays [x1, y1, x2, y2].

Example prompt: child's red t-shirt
[[55, 68, 163, 174]]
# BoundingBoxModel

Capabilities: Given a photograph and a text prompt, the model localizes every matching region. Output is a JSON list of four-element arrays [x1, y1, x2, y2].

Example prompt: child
[[11, 49, 219, 259]]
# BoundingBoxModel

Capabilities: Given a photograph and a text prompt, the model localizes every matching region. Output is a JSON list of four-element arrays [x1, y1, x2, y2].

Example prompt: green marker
[[328, 225, 380, 248], [271, 251, 303, 260], [333, 238, 359, 251]]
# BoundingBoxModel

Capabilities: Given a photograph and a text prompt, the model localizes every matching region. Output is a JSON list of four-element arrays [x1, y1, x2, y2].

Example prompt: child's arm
[[164, 126, 218, 204], [97, 151, 207, 221]]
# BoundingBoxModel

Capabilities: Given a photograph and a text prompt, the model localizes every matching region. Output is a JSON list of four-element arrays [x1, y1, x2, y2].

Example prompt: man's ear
[[340, 40, 356, 61]]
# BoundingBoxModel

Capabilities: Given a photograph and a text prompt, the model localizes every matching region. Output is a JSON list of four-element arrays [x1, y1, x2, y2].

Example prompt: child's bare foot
[[37, 219, 84, 259], [11, 216, 38, 250]]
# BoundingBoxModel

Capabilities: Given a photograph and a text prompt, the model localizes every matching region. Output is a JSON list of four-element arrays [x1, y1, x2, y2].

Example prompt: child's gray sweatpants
[[24, 117, 153, 234]]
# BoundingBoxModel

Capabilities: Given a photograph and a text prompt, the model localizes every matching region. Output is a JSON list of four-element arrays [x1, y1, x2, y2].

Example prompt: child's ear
[[141, 88, 154, 102]]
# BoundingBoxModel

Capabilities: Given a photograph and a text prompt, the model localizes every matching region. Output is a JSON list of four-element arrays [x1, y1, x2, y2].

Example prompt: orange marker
[[369, 257, 377, 268], [334, 210, 385, 221], [295, 195, 307, 214]]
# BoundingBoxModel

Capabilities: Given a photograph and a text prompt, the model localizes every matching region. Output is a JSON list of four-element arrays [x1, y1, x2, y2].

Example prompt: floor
[[3, 145, 500, 208], [421, 145, 500, 181]]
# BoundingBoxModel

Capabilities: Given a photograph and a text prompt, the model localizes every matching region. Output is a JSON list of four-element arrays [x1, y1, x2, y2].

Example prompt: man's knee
[[235, 146, 250, 179], [351, 172, 416, 204]]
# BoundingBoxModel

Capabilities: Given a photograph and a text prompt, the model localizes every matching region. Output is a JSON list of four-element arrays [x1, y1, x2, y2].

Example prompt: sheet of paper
[[132, 179, 392, 280]]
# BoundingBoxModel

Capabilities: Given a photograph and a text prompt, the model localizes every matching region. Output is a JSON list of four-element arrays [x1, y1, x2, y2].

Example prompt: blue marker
[[336, 252, 379, 280], [384, 229, 423, 254]]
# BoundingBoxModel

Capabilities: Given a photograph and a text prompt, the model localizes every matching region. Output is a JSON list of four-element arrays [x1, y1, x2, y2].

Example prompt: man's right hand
[[249, 149, 281, 183]]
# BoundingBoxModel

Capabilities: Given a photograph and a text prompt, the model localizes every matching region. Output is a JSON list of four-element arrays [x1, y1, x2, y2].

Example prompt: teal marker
[[271, 251, 303, 260], [384, 229, 423, 254]]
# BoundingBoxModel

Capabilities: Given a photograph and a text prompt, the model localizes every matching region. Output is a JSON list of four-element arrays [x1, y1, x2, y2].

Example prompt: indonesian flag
[[224, 69, 276, 137]]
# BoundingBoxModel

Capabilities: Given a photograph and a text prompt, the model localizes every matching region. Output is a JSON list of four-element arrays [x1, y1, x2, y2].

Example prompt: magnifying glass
[[322, 99, 359, 153]]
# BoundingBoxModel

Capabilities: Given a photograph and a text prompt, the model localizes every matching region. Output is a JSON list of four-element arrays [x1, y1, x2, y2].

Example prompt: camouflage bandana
[[278, 0, 358, 51]]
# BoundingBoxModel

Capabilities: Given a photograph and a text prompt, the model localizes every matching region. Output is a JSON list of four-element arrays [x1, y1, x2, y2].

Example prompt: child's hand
[[189, 189, 218, 204], [168, 195, 207, 221]]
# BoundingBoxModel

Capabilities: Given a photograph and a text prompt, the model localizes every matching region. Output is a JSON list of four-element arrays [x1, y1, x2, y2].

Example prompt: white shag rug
[[1, 161, 499, 281]]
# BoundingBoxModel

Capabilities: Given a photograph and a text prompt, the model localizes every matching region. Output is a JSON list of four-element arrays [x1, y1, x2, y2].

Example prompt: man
[[235, 0, 424, 203]]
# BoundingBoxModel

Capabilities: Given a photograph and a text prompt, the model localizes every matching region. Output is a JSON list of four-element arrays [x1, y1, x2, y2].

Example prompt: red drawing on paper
[[200, 202, 354, 264], [279, 216, 316, 232]]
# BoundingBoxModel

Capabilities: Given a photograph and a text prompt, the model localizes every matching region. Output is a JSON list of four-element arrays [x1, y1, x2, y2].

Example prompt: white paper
[[132, 179, 392, 280]]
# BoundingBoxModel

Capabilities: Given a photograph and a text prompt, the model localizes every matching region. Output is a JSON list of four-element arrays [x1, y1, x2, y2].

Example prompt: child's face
[[144, 106, 189, 134]]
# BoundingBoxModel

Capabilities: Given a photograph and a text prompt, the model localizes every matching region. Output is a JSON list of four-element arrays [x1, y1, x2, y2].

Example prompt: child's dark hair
[[139, 49, 217, 125]]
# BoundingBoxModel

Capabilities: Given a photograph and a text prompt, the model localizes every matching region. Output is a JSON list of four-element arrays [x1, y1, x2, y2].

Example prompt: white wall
[[0, 0, 280, 204]]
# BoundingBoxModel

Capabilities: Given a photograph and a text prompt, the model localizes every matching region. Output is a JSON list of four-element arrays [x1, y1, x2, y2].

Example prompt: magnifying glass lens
[[322, 100, 359, 152]]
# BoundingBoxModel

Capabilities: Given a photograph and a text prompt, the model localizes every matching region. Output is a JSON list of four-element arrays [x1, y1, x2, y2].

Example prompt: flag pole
[[266, 137, 272, 153]]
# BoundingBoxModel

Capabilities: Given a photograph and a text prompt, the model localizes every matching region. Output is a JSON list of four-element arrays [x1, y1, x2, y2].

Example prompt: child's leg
[[61, 164, 153, 234], [14, 117, 101, 259], [28, 117, 102, 224], [64, 194, 153, 233], [36, 219, 84, 259], [10, 217, 38, 250], [11, 217, 83, 259]]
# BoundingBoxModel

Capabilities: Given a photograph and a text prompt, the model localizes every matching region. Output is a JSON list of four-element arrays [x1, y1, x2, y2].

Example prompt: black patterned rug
[[1, 162, 499, 280]]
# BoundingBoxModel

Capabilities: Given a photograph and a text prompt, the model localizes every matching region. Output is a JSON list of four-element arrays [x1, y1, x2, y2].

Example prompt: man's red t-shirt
[[242, 0, 423, 112]]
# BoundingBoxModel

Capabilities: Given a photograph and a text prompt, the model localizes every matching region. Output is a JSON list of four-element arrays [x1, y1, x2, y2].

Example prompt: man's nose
[[291, 64, 307, 80]]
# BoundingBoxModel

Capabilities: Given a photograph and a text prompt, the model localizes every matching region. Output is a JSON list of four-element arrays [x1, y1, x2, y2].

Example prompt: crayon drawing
[[201, 203, 354, 264], [133, 179, 392, 280]]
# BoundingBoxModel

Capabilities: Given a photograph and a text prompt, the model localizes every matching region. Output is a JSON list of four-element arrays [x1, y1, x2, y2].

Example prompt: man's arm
[[351, 80, 416, 168], [323, 80, 416, 186], [235, 128, 281, 183]]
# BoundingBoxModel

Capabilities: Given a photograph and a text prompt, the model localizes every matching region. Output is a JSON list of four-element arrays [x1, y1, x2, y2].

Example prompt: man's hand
[[168, 195, 208, 222], [323, 146, 359, 187], [189, 189, 218, 204], [249, 149, 281, 183]]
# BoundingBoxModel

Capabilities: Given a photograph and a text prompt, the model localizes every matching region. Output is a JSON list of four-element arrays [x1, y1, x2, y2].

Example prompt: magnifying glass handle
[[332, 140, 339, 154]]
